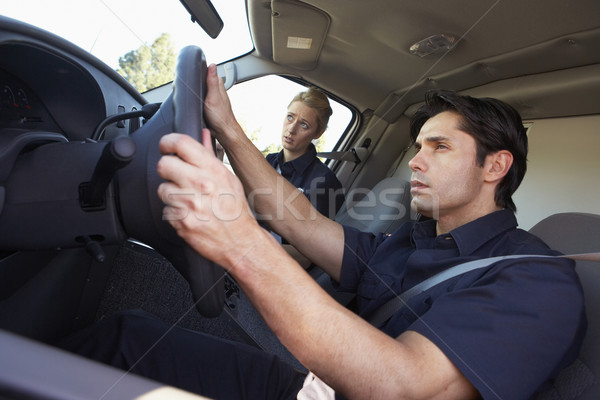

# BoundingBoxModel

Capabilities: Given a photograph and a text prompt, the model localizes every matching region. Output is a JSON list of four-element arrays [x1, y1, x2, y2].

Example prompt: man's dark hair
[[409, 90, 528, 212]]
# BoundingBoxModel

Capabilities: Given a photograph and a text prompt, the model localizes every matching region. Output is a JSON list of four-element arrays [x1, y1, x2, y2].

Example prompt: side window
[[227, 75, 353, 158]]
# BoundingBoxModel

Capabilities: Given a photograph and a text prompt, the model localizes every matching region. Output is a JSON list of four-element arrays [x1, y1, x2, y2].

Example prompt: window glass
[[227, 75, 353, 159], [3, 0, 252, 91]]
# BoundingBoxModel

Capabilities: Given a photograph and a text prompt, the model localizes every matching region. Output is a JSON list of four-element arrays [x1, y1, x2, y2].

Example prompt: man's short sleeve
[[408, 256, 586, 399], [337, 225, 388, 292]]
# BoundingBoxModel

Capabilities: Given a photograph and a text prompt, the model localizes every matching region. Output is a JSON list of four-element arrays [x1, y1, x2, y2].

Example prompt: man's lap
[[58, 309, 306, 400]]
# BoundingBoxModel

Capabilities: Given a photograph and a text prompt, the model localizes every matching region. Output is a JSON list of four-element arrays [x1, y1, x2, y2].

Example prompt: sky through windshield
[[2, 0, 252, 69], [2, 1, 351, 154]]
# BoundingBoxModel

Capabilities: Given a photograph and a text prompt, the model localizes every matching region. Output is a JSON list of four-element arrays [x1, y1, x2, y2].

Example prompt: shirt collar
[[451, 209, 518, 254], [276, 143, 317, 174], [411, 209, 518, 255]]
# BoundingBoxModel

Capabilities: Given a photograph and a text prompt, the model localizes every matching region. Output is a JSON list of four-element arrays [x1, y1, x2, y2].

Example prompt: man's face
[[408, 111, 487, 220]]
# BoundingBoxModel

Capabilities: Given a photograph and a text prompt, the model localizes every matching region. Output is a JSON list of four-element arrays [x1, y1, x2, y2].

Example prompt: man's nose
[[408, 151, 424, 172]]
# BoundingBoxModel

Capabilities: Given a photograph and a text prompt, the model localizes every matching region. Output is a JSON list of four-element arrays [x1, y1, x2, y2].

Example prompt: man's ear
[[484, 150, 513, 183]]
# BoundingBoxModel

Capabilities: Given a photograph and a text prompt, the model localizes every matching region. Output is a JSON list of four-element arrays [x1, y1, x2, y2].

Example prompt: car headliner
[[242, 0, 600, 121]]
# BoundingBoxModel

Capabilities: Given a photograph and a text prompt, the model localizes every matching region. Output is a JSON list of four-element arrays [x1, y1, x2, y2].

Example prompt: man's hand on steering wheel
[[203, 64, 243, 145], [157, 130, 267, 272]]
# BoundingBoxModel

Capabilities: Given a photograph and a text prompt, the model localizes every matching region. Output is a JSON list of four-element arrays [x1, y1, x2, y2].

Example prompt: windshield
[[2, 0, 252, 90]]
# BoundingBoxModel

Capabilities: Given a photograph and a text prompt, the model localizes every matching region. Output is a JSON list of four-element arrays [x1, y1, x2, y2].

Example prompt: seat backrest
[[314, 177, 413, 307], [335, 177, 413, 234], [530, 212, 600, 399]]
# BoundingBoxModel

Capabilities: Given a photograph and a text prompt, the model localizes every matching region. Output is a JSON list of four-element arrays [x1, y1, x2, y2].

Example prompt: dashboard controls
[[79, 136, 136, 209], [0, 71, 48, 127], [1, 84, 30, 119]]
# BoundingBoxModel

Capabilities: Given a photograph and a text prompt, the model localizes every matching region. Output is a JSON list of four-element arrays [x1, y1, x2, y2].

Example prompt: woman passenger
[[266, 87, 344, 219]]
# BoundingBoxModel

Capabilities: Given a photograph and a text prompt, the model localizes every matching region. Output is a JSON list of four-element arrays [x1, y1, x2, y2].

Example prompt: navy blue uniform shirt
[[266, 144, 344, 218], [339, 209, 586, 399]]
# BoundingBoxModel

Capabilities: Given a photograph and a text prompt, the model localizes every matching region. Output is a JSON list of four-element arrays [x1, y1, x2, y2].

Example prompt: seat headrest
[[335, 177, 412, 234], [529, 212, 600, 255]]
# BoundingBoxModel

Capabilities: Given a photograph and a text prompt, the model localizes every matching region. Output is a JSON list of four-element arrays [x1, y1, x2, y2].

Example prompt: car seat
[[225, 177, 416, 371], [335, 177, 413, 234], [311, 177, 414, 306], [530, 212, 600, 399]]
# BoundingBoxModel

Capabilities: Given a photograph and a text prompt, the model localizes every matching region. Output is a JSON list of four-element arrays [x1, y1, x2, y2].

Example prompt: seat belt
[[317, 146, 369, 164], [318, 146, 370, 185], [368, 252, 600, 327]]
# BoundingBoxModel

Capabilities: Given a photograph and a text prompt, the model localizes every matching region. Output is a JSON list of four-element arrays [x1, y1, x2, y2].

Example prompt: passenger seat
[[335, 177, 413, 234], [224, 177, 415, 371], [530, 212, 600, 399], [312, 177, 414, 306]]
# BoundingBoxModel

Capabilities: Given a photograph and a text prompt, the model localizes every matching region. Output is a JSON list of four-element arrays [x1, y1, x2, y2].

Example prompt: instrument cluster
[[0, 69, 58, 132]]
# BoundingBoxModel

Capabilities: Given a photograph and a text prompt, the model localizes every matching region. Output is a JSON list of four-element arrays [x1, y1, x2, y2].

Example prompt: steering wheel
[[0, 46, 224, 318], [117, 46, 225, 317]]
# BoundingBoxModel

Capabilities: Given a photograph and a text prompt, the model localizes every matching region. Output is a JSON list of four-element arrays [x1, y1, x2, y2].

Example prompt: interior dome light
[[409, 34, 457, 57]]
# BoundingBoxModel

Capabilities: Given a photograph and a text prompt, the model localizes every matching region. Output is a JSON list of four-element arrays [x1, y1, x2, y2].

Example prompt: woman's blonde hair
[[288, 87, 333, 134]]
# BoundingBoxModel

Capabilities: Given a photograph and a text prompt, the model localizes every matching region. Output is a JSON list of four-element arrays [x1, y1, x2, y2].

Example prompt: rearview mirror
[[178, 0, 224, 39]]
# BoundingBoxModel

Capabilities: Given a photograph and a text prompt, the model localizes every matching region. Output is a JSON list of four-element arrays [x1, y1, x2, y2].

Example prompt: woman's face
[[281, 101, 323, 159]]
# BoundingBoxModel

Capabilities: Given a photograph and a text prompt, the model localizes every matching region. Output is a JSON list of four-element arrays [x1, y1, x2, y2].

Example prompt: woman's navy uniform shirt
[[339, 209, 586, 399], [266, 144, 344, 218]]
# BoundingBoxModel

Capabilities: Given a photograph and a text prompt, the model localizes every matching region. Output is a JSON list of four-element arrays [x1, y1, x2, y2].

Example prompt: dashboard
[[0, 16, 146, 142], [0, 14, 202, 399], [0, 16, 152, 251]]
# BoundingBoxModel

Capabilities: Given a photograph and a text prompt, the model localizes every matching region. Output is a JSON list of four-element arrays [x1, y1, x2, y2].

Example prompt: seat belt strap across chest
[[367, 252, 600, 328]]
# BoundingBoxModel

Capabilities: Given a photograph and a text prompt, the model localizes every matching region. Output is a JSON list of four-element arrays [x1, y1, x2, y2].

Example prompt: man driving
[[62, 64, 585, 399]]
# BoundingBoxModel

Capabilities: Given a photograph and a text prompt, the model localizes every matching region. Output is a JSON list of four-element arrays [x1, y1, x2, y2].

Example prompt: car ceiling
[[245, 0, 600, 121]]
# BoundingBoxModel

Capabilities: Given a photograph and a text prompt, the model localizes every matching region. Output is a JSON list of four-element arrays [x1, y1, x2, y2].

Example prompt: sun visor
[[271, 0, 330, 70]]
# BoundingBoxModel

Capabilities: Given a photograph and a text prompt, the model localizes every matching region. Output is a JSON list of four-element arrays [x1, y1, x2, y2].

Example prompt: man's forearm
[[215, 121, 320, 240], [228, 231, 474, 400], [203, 63, 343, 279]]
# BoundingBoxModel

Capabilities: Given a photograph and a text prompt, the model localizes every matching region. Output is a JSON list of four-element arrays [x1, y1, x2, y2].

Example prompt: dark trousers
[[59, 310, 306, 400]]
